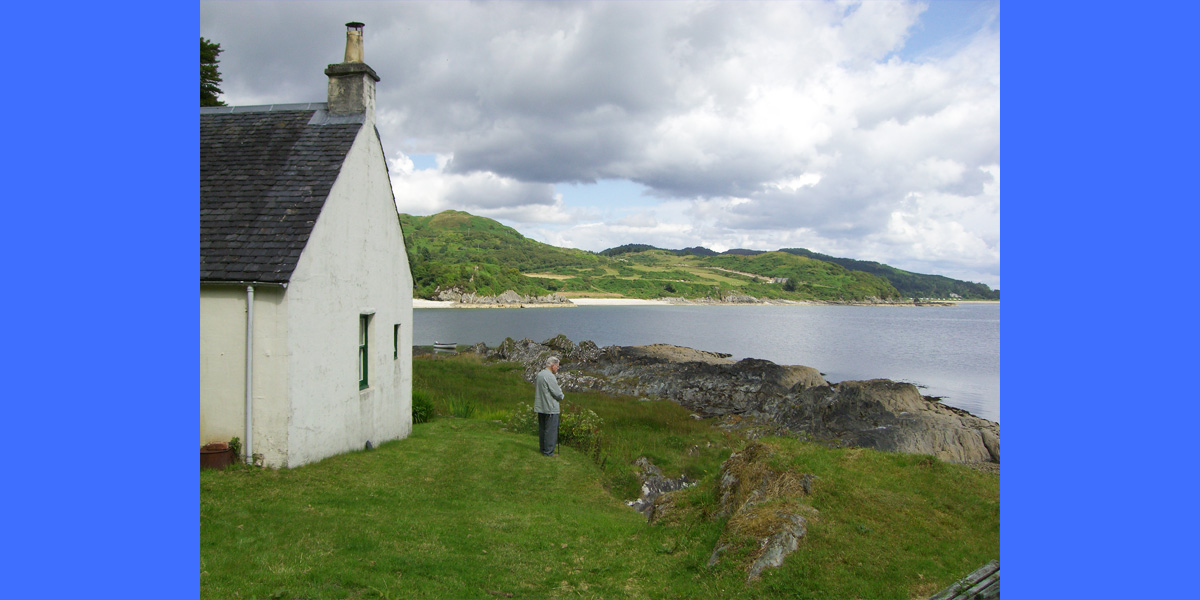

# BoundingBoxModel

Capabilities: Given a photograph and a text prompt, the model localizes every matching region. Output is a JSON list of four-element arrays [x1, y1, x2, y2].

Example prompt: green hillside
[[779, 248, 1000, 300], [400, 210, 996, 302], [401, 211, 602, 298]]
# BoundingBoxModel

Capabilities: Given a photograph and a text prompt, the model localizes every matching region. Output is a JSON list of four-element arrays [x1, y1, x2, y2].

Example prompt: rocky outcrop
[[474, 335, 999, 465], [489, 335, 604, 379], [756, 379, 1000, 464], [554, 345, 829, 417], [433, 288, 571, 306], [626, 457, 695, 521], [705, 442, 820, 580]]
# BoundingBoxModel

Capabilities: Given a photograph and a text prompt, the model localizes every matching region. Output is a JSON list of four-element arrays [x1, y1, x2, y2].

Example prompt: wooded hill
[[400, 210, 999, 301]]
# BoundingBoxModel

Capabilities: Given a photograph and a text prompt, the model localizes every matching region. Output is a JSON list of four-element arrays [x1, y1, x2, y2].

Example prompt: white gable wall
[[285, 123, 414, 467], [199, 285, 291, 467]]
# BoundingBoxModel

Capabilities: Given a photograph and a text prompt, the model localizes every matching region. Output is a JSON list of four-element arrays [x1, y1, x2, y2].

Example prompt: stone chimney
[[325, 22, 380, 119]]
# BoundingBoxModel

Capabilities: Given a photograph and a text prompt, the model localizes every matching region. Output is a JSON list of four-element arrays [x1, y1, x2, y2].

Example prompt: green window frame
[[359, 314, 371, 390]]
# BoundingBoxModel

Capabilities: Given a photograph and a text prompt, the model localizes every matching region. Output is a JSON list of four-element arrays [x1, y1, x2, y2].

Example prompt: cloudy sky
[[200, 0, 1000, 288]]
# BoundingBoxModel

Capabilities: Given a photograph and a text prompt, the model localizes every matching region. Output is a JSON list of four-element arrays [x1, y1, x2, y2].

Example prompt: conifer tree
[[201, 37, 225, 107]]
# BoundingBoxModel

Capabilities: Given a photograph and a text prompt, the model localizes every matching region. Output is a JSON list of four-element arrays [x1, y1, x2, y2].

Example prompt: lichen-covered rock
[[626, 457, 695, 522], [706, 442, 820, 580], [748, 513, 808, 580], [541, 334, 577, 355]]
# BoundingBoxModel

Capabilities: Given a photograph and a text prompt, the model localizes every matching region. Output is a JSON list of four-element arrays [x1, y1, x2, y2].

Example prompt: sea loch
[[415, 302, 1000, 423]]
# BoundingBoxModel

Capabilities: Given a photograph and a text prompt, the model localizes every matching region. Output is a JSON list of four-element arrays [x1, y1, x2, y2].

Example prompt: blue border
[[1007, 3, 1198, 598], [4, 4, 194, 597], [16, 2, 1193, 597]]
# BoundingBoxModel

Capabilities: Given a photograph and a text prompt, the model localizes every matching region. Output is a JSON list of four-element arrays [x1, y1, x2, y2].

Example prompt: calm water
[[415, 303, 1000, 423]]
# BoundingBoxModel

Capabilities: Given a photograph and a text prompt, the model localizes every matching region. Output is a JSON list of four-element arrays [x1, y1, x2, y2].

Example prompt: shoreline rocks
[[433, 288, 572, 307], [476, 335, 999, 465], [422, 288, 959, 307]]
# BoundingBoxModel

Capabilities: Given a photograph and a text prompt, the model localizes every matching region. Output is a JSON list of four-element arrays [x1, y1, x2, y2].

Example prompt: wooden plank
[[930, 561, 999, 599], [962, 571, 1000, 599]]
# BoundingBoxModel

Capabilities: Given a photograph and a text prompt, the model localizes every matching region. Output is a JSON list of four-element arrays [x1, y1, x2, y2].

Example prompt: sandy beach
[[567, 298, 674, 306], [413, 297, 673, 308], [411, 297, 988, 308]]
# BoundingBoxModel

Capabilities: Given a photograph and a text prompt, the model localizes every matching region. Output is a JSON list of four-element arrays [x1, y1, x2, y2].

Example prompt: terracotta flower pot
[[201, 444, 235, 470]]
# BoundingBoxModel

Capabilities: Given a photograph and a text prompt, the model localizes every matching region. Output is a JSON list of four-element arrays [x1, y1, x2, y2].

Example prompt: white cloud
[[203, 0, 1000, 288], [389, 150, 562, 217], [617, 211, 660, 228]]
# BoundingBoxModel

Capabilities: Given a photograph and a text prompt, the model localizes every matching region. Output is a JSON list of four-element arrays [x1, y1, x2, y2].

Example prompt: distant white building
[[200, 23, 413, 468]]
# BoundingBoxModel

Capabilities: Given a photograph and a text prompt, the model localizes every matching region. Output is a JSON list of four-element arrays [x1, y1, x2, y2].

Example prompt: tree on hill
[[201, 37, 226, 107], [599, 244, 660, 257]]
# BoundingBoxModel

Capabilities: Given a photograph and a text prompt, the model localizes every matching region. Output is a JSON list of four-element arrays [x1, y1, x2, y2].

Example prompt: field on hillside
[[400, 211, 999, 301]]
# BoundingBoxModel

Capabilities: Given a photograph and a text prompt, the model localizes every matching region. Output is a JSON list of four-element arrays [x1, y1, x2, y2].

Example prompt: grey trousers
[[537, 412, 559, 456]]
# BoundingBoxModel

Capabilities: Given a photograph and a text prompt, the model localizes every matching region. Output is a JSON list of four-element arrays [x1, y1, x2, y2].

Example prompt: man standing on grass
[[534, 356, 565, 457]]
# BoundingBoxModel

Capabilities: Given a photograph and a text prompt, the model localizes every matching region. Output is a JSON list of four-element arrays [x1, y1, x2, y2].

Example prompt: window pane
[[359, 315, 370, 389]]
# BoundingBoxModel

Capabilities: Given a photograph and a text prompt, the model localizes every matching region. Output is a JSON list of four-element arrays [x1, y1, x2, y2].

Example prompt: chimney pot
[[344, 22, 365, 63], [326, 22, 379, 119]]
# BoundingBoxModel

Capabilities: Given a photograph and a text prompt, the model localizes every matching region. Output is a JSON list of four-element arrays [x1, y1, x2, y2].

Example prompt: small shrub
[[229, 436, 243, 463], [412, 389, 435, 424], [446, 396, 477, 419], [505, 403, 606, 461], [505, 403, 538, 434], [560, 406, 606, 461]]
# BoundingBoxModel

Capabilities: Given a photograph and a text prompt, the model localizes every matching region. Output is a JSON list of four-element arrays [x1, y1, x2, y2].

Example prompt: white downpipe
[[245, 285, 254, 464]]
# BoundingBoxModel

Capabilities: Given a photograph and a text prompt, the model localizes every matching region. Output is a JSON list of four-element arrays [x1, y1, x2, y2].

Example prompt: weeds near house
[[445, 395, 477, 419], [504, 402, 538, 434], [411, 389, 435, 424]]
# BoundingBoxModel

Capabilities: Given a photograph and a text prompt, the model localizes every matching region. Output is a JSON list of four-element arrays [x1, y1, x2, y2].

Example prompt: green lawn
[[201, 354, 999, 599], [201, 420, 746, 599]]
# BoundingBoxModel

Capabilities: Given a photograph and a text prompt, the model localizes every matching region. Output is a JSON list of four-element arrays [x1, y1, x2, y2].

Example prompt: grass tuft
[[445, 395, 477, 419]]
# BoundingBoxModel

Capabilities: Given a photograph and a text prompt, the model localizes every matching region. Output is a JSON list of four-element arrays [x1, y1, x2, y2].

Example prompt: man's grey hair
[[545, 356, 560, 367]]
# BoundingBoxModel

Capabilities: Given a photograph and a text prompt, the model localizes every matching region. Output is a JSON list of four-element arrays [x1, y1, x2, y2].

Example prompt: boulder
[[756, 380, 1000, 463], [626, 457, 695, 522]]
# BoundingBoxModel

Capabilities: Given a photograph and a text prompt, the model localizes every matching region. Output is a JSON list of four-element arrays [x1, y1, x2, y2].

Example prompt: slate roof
[[200, 103, 365, 284]]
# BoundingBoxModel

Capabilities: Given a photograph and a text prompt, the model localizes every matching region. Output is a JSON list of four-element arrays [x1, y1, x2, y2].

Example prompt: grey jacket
[[534, 368, 564, 414]]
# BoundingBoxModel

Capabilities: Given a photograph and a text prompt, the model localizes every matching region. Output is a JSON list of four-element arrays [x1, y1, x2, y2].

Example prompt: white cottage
[[200, 23, 413, 468]]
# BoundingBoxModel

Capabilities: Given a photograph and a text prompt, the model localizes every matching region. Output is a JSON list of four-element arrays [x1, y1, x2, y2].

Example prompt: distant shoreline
[[413, 298, 672, 308], [413, 297, 995, 309]]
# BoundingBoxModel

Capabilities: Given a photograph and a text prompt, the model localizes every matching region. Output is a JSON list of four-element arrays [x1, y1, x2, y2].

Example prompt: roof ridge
[[201, 102, 329, 114]]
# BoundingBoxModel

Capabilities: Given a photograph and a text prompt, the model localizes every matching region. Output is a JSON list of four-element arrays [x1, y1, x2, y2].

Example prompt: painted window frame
[[359, 314, 371, 390]]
